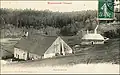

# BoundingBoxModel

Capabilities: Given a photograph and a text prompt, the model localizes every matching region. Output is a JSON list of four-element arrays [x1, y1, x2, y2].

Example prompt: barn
[[14, 35, 80, 60]]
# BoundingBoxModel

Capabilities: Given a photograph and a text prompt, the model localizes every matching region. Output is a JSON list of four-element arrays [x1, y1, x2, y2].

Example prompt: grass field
[[0, 38, 20, 58], [1, 38, 120, 74], [1, 39, 120, 65], [1, 38, 119, 66]]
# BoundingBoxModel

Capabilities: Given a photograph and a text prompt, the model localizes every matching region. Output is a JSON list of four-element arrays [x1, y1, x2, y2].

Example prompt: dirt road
[[1, 63, 119, 74]]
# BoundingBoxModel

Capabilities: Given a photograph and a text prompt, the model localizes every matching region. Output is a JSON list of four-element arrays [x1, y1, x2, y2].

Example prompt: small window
[[23, 53, 25, 55], [16, 54, 18, 58], [23, 53, 25, 58], [18, 55, 19, 59], [32, 57, 34, 60], [36, 56, 38, 59], [55, 53, 59, 56], [91, 42, 94, 45]]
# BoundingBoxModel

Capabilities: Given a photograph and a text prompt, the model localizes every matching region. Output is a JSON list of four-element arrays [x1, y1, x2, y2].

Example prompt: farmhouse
[[81, 25, 106, 45], [14, 35, 80, 60], [81, 33, 105, 45]]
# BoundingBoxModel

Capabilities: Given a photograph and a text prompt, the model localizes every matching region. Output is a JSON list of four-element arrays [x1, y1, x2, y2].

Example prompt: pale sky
[[1, 1, 98, 12]]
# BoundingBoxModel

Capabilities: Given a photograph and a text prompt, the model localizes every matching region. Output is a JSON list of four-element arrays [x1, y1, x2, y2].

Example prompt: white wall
[[44, 37, 61, 54], [61, 39, 73, 54], [44, 53, 55, 58], [29, 53, 41, 60], [81, 40, 104, 45], [44, 37, 73, 58], [14, 48, 42, 60], [14, 48, 28, 60]]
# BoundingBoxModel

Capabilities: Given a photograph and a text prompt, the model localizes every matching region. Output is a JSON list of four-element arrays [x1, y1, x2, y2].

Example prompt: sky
[[1, 1, 98, 12]]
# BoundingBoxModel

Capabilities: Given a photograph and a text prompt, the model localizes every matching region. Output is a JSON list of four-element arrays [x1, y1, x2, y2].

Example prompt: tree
[[0, 8, 98, 36]]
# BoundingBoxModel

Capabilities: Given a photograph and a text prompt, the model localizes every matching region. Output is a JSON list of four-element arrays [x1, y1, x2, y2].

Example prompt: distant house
[[81, 33, 105, 45], [14, 35, 80, 60], [81, 25, 107, 45]]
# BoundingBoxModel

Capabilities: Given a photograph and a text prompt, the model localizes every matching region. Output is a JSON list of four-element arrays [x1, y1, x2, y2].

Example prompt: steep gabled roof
[[15, 35, 57, 55], [15, 35, 81, 56]]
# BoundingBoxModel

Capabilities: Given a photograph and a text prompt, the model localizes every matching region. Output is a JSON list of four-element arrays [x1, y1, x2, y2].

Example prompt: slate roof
[[15, 35, 57, 56], [61, 36, 81, 47], [15, 35, 81, 56]]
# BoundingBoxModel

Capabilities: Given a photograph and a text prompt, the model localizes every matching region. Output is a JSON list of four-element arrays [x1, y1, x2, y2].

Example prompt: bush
[[104, 28, 120, 38], [60, 24, 78, 36]]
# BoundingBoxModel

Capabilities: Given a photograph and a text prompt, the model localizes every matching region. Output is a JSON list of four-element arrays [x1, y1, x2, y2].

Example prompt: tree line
[[0, 8, 120, 36]]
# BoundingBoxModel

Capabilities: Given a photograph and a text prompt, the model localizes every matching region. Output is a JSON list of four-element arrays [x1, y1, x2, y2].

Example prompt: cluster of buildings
[[1, 25, 109, 61]]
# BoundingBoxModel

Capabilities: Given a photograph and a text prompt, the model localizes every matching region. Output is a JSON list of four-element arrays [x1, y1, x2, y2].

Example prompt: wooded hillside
[[0, 8, 120, 37]]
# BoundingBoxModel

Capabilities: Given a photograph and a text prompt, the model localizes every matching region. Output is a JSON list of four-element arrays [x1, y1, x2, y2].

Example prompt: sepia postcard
[[0, 0, 120, 74]]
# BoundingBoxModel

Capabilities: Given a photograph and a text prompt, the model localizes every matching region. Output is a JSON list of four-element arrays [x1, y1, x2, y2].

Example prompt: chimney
[[94, 25, 99, 34], [87, 30, 89, 34]]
